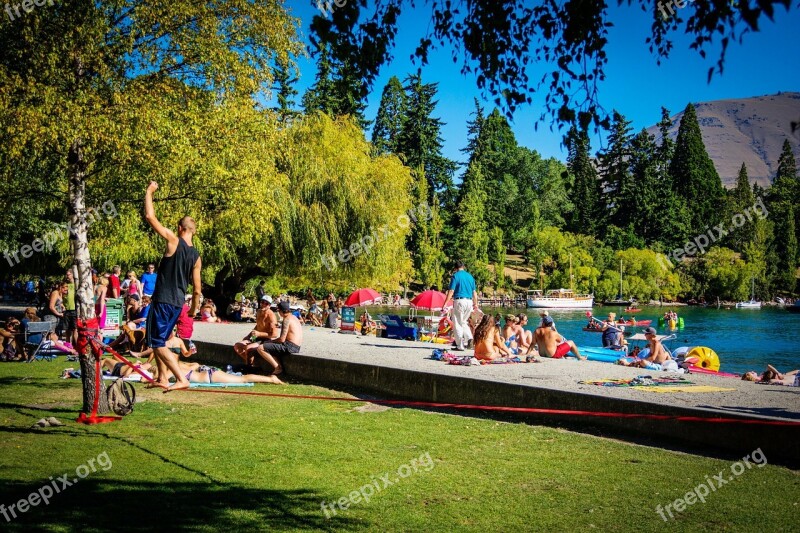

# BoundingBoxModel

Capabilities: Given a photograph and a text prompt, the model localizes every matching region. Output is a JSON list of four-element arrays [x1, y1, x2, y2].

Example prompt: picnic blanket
[[633, 385, 736, 393], [579, 376, 691, 387], [432, 349, 540, 366]]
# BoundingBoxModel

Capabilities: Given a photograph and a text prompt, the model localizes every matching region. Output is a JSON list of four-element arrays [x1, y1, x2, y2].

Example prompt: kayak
[[624, 307, 642, 313], [620, 319, 651, 327]]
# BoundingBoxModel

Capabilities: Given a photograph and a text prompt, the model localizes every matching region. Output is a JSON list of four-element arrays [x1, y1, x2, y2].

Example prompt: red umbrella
[[345, 288, 381, 307], [410, 290, 448, 311]]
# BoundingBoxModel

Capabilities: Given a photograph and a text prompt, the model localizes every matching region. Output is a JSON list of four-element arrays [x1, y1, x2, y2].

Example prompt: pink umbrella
[[410, 290, 448, 311], [345, 288, 381, 307]]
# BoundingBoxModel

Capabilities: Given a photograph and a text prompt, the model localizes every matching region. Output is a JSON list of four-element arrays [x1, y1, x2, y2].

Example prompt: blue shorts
[[145, 302, 183, 348]]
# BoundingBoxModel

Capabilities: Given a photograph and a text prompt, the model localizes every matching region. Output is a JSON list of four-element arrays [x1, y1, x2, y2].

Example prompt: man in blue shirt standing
[[443, 260, 478, 351], [140, 263, 157, 297]]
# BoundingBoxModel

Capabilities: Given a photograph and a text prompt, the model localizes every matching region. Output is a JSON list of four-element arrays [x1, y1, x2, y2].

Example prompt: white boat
[[735, 278, 761, 309], [526, 289, 594, 309]]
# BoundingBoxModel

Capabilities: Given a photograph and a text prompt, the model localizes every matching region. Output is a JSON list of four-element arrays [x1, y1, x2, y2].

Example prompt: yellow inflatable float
[[685, 346, 720, 372]]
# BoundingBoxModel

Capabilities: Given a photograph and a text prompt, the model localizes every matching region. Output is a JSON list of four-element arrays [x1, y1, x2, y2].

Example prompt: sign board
[[340, 306, 356, 333]]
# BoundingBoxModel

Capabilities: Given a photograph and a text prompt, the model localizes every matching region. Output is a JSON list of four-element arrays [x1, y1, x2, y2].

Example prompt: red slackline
[[80, 327, 800, 428]]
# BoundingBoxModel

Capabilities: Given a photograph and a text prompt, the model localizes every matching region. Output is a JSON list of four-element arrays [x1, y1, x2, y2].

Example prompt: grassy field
[[0, 360, 797, 532]]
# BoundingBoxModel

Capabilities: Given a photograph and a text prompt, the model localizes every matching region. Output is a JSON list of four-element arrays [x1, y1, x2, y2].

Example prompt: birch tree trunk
[[68, 137, 110, 415]]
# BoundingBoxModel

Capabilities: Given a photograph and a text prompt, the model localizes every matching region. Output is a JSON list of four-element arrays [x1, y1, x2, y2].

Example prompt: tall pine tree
[[273, 60, 298, 120], [728, 163, 756, 252], [565, 127, 602, 236], [453, 162, 490, 288], [371, 76, 407, 155], [669, 103, 725, 233], [597, 111, 633, 226], [395, 73, 457, 205], [769, 139, 799, 293]]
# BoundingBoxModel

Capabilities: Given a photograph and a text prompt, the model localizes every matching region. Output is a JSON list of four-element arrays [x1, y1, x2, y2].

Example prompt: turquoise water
[[378, 305, 800, 374], [515, 306, 800, 374]]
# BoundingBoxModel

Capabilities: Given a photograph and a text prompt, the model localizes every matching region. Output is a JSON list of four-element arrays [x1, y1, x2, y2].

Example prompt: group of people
[[442, 261, 585, 362], [232, 295, 303, 376]]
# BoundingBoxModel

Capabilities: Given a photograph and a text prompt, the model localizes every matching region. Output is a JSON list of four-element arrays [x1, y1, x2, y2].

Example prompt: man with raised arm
[[144, 181, 202, 392]]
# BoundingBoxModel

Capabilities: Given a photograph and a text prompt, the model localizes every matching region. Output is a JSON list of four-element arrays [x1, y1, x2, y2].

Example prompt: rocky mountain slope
[[647, 92, 800, 187]]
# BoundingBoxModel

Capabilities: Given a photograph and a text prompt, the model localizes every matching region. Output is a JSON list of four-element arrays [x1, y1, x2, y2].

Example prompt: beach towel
[[188, 382, 254, 388], [632, 385, 736, 393], [102, 374, 145, 382], [579, 376, 690, 387]]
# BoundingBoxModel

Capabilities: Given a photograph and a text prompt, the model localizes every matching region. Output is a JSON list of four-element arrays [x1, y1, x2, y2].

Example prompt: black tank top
[[153, 239, 200, 307]]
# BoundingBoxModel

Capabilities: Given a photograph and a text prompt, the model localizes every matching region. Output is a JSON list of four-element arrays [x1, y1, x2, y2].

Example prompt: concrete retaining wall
[[194, 340, 799, 466]]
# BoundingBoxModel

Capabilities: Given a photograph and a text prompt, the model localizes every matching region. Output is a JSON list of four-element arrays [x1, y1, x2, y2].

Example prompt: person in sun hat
[[632, 326, 678, 371]]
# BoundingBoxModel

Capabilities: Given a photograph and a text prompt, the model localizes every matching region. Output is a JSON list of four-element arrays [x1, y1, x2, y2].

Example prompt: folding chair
[[23, 321, 60, 362]]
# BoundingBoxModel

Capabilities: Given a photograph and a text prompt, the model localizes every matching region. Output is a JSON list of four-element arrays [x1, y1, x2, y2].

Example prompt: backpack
[[106, 378, 136, 416]]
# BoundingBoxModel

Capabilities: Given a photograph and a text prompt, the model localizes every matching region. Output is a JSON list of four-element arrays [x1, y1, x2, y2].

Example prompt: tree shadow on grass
[[0, 478, 359, 531], [0, 376, 78, 391]]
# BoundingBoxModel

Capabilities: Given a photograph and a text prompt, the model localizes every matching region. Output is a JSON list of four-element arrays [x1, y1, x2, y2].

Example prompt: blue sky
[[283, 1, 800, 165]]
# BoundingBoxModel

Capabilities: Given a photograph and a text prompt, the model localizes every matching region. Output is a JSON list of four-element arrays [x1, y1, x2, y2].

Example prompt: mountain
[[646, 92, 800, 187]]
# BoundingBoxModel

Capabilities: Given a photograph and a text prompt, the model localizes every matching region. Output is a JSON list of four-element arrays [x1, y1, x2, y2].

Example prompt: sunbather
[[530, 316, 585, 360], [156, 360, 283, 385], [742, 365, 799, 386], [473, 315, 512, 361], [101, 358, 153, 379]]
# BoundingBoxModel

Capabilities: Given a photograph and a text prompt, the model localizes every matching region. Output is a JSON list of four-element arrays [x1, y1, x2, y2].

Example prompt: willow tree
[[0, 1, 301, 417]]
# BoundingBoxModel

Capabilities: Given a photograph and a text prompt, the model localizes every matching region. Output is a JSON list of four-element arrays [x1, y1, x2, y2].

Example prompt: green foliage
[[565, 127, 602, 236], [669, 103, 726, 232], [597, 111, 633, 224], [453, 163, 490, 289], [395, 73, 457, 203], [371, 76, 407, 156], [304, 0, 401, 127], [683, 247, 751, 301], [488, 226, 506, 289], [727, 163, 757, 252]]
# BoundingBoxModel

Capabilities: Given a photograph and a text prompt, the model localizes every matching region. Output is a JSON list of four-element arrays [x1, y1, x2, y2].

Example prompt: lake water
[[377, 304, 800, 375]]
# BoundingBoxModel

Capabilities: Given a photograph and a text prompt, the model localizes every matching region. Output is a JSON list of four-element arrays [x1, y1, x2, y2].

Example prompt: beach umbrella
[[345, 288, 381, 307], [410, 290, 448, 311]]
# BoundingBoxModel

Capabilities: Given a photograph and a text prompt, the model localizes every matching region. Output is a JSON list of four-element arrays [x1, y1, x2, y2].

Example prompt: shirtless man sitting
[[254, 301, 303, 375], [234, 295, 278, 363], [529, 316, 585, 360], [630, 327, 679, 371]]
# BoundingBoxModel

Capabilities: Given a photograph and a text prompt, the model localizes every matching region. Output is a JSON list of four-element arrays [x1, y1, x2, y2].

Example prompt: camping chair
[[378, 314, 418, 340], [23, 321, 60, 362]]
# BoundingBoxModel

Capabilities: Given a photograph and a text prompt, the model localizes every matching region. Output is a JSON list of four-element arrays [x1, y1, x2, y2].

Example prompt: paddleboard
[[580, 346, 628, 363]]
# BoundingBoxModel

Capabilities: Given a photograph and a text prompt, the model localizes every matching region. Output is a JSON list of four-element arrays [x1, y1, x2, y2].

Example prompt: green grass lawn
[[0, 361, 797, 532]]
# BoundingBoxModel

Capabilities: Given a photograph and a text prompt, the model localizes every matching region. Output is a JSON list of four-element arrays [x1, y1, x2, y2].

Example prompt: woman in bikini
[[473, 315, 512, 361], [156, 360, 283, 385], [742, 365, 799, 386]]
